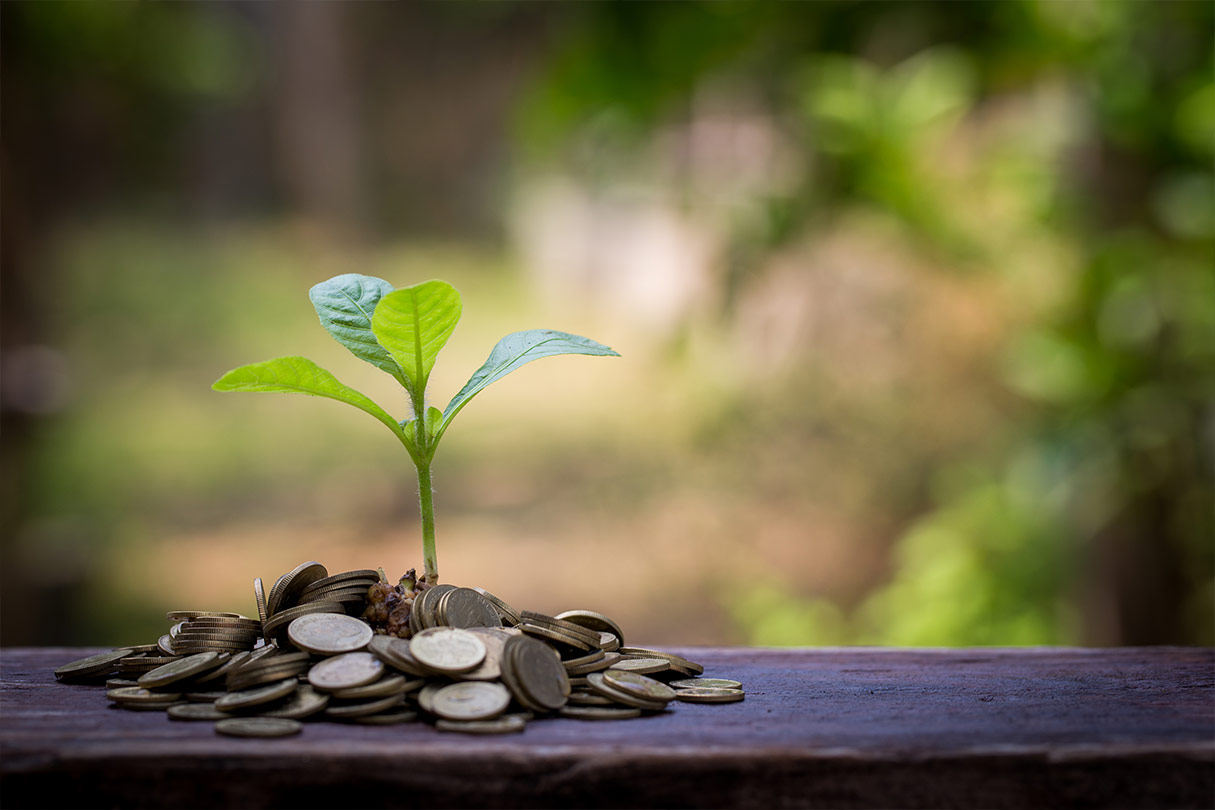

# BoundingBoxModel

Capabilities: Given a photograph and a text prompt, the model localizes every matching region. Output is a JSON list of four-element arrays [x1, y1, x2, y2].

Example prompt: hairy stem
[[417, 460, 438, 585]]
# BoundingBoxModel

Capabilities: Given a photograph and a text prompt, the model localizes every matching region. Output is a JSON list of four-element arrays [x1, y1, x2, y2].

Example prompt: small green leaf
[[309, 274, 406, 385], [403, 406, 444, 448], [212, 356, 405, 442], [371, 280, 461, 401], [438, 329, 619, 442]]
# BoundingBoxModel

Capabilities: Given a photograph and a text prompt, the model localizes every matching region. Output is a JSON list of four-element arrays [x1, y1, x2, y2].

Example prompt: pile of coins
[[54, 560, 745, 737]]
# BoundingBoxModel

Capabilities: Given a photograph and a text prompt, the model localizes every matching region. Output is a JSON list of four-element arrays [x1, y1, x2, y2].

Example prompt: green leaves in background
[[211, 356, 405, 442], [371, 280, 462, 400], [309, 274, 405, 386], [437, 329, 619, 442]]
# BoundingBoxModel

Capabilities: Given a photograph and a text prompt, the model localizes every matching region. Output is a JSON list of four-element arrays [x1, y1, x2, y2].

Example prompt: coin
[[520, 611, 601, 647], [353, 708, 418, 725], [435, 715, 526, 735], [566, 690, 616, 706], [214, 677, 298, 711], [566, 652, 620, 676], [215, 717, 301, 737], [116, 643, 162, 655], [472, 588, 521, 625], [105, 678, 139, 689], [451, 627, 510, 681], [602, 669, 677, 702], [431, 682, 510, 721], [300, 570, 379, 595], [606, 657, 669, 675], [329, 673, 407, 701], [505, 635, 569, 711], [107, 686, 184, 704], [558, 705, 642, 720], [168, 702, 230, 721], [254, 577, 268, 625], [55, 650, 134, 680], [308, 652, 384, 692], [416, 682, 446, 715], [367, 635, 427, 677], [192, 651, 251, 685], [287, 613, 373, 655], [519, 623, 593, 652], [138, 652, 223, 689], [585, 672, 667, 711], [436, 588, 501, 629], [670, 678, 742, 690], [261, 601, 345, 638], [598, 632, 620, 652], [258, 685, 329, 720], [409, 628, 486, 673], [562, 649, 605, 669], [674, 687, 745, 703], [618, 647, 704, 676], [158, 635, 175, 655], [185, 691, 229, 702], [266, 561, 328, 616], [166, 611, 240, 621], [414, 584, 456, 630], [324, 693, 405, 719], [554, 610, 625, 644]]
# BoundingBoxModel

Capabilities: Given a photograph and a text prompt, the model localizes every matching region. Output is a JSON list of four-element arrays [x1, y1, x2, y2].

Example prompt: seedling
[[213, 275, 618, 585]]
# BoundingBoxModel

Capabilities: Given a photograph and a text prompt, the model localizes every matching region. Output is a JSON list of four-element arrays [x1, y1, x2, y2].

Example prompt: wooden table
[[2, 647, 1212, 808]]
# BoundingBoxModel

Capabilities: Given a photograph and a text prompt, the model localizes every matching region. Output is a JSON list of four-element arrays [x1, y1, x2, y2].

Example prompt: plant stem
[[417, 459, 438, 585]]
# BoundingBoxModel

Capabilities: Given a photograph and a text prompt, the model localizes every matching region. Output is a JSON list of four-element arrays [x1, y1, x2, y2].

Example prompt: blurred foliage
[[520, 0, 1214, 645]]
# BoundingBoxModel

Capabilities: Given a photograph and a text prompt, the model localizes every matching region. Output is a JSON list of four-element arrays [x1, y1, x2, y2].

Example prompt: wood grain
[[2, 646, 1212, 808]]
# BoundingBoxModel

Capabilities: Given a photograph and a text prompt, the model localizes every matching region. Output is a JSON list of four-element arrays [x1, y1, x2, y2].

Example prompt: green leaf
[[438, 330, 619, 442], [212, 356, 406, 443], [402, 406, 444, 446], [309, 274, 406, 385], [371, 280, 462, 399]]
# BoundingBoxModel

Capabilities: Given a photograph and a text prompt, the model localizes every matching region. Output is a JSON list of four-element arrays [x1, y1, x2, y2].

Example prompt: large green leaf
[[371, 280, 462, 399], [437, 329, 619, 442], [309, 274, 405, 384], [212, 356, 406, 443]]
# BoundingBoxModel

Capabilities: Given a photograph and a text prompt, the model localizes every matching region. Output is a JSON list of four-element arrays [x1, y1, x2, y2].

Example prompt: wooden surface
[[2, 646, 1212, 809]]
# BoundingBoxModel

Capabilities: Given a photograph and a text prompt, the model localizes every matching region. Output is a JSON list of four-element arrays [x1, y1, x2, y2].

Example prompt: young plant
[[213, 275, 618, 586]]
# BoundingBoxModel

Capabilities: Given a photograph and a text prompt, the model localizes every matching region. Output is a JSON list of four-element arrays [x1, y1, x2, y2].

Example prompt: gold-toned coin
[[519, 623, 593, 652], [297, 585, 372, 606], [436, 588, 501, 629], [308, 652, 384, 692], [105, 678, 139, 689], [554, 610, 625, 645], [674, 687, 745, 703], [670, 678, 742, 690], [106, 686, 184, 704], [261, 601, 344, 638], [566, 652, 620, 676], [192, 651, 251, 685], [562, 649, 605, 669], [367, 635, 427, 677], [116, 643, 162, 655], [558, 705, 642, 720], [226, 664, 308, 692], [451, 627, 511, 681], [353, 708, 418, 725], [435, 716, 526, 735], [598, 632, 620, 652], [602, 669, 676, 702], [119, 701, 185, 712], [324, 693, 405, 719], [214, 677, 298, 711], [585, 672, 667, 711], [409, 628, 486, 673], [266, 561, 328, 616], [472, 588, 520, 625], [520, 611, 600, 647], [116, 656, 180, 673], [138, 652, 223, 689], [215, 717, 301, 737], [431, 682, 510, 721], [607, 657, 670, 675], [287, 613, 373, 656], [566, 690, 616, 706], [416, 682, 445, 715], [165, 611, 240, 621], [55, 649, 134, 680], [329, 673, 406, 701], [254, 577, 268, 625], [301, 570, 379, 595], [168, 702, 230, 721], [258, 685, 329, 719], [618, 647, 703, 676], [506, 635, 569, 711], [183, 616, 261, 629]]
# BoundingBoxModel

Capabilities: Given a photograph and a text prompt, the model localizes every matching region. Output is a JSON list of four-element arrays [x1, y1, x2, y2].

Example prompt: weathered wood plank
[[2, 647, 1211, 808]]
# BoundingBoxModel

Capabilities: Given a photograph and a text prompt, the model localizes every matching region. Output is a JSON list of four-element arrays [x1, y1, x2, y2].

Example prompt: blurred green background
[[2, 2, 1211, 648]]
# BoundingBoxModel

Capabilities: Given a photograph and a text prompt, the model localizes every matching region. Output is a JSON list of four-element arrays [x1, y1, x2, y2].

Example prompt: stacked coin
[[53, 560, 745, 735], [258, 563, 377, 644]]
